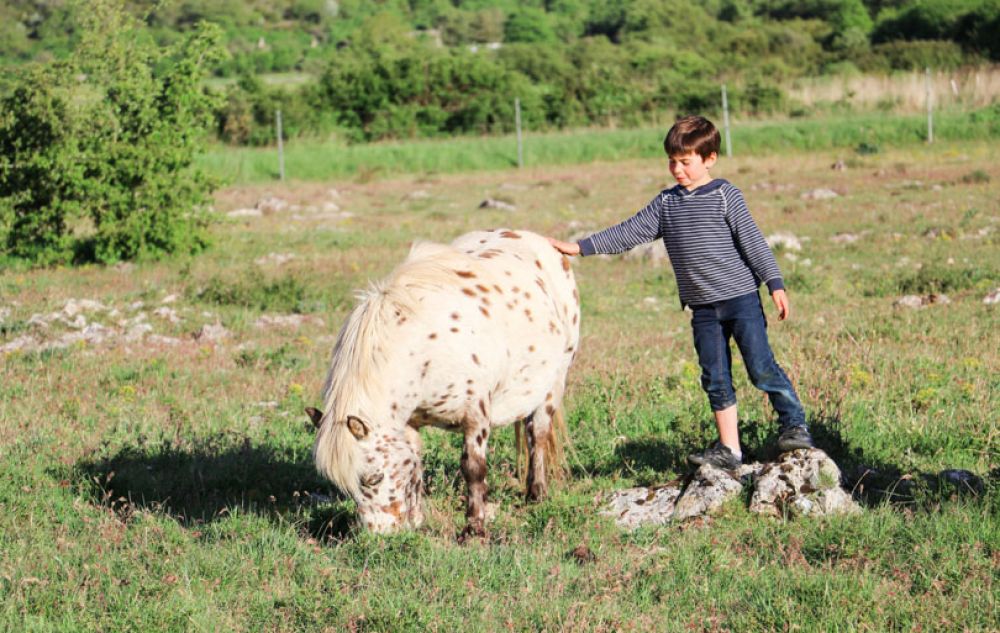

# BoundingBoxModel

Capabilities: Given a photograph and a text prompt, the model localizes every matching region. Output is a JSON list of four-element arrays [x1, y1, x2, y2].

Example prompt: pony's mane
[[314, 240, 475, 492]]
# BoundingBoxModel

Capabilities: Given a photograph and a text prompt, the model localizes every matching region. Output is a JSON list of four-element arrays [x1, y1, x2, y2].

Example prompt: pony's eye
[[361, 472, 384, 488]]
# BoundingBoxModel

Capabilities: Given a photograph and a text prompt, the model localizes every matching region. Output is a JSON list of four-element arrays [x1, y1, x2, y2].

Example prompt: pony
[[308, 229, 580, 535]]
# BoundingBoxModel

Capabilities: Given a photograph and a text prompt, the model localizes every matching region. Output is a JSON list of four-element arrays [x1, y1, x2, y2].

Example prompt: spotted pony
[[308, 229, 580, 535]]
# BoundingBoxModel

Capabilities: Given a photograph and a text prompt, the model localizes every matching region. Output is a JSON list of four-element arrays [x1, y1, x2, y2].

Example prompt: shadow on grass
[[73, 433, 356, 541]]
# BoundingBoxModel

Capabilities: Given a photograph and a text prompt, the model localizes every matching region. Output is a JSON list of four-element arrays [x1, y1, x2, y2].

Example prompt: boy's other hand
[[546, 237, 581, 256], [771, 289, 790, 320]]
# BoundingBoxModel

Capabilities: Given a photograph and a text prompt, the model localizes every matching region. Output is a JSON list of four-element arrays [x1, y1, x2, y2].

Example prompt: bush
[[0, 0, 225, 266]]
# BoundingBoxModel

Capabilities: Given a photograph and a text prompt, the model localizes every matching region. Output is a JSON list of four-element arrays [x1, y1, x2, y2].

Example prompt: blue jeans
[[690, 290, 806, 429]]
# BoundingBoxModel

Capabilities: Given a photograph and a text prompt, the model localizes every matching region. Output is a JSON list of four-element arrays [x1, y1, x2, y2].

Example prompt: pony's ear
[[304, 407, 324, 429], [346, 415, 370, 440]]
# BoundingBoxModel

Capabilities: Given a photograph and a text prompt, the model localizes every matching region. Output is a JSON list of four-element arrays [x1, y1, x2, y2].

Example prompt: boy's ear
[[705, 152, 719, 167]]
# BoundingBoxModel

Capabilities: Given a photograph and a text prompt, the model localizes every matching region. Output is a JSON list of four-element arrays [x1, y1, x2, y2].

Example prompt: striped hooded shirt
[[577, 179, 784, 307]]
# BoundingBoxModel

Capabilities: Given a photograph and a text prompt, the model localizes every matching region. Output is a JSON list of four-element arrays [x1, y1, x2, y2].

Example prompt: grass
[[197, 109, 1000, 185], [2, 138, 999, 631]]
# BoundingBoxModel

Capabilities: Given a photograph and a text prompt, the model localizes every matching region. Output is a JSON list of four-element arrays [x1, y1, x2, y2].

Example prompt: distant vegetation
[[2, 0, 999, 143]]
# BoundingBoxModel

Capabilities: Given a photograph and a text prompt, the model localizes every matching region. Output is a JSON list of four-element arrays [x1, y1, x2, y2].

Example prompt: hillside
[[1, 0, 999, 142]]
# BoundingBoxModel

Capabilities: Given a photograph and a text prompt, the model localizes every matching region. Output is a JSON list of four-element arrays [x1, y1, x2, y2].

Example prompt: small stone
[[800, 188, 839, 201], [894, 295, 925, 309], [195, 322, 230, 342], [984, 288, 1000, 305], [478, 198, 516, 212], [766, 232, 803, 251], [830, 233, 859, 244], [256, 196, 288, 214], [624, 242, 668, 263]]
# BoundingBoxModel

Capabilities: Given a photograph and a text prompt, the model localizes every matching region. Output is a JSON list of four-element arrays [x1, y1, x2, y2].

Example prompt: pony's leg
[[403, 425, 425, 528], [460, 422, 491, 537], [526, 381, 565, 502]]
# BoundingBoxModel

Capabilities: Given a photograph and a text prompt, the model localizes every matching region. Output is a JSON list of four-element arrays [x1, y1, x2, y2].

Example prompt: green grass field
[[198, 109, 1000, 185], [2, 137, 998, 630]]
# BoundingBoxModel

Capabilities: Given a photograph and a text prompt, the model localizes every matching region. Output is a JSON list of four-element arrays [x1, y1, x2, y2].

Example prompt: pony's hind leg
[[526, 379, 568, 502], [460, 421, 491, 538], [524, 411, 546, 501]]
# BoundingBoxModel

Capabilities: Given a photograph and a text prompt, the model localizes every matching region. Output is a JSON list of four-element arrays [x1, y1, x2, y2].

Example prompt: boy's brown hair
[[663, 115, 721, 159]]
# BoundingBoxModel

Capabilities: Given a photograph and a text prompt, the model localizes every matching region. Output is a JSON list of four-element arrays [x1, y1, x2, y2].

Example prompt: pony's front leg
[[460, 424, 491, 538]]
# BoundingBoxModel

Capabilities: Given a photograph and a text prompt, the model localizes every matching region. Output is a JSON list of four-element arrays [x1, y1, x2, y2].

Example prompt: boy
[[547, 115, 813, 470]]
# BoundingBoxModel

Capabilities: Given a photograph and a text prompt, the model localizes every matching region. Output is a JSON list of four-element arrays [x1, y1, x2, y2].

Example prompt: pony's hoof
[[458, 522, 486, 543], [526, 483, 547, 502]]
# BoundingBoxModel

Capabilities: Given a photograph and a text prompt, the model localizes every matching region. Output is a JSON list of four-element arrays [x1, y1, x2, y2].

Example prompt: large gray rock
[[673, 464, 751, 520], [749, 449, 860, 518], [602, 484, 683, 529], [602, 450, 859, 529]]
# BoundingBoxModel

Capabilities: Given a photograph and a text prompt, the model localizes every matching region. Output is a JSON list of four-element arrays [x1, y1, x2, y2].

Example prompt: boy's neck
[[684, 175, 714, 191]]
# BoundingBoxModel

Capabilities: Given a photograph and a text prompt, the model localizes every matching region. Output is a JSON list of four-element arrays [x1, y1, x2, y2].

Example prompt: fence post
[[276, 109, 286, 181], [721, 84, 732, 158], [515, 98, 523, 169], [925, 68, 933, 144]]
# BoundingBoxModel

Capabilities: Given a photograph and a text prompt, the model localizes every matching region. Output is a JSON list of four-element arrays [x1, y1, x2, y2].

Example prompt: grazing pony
[[309, 229, 580, 534]]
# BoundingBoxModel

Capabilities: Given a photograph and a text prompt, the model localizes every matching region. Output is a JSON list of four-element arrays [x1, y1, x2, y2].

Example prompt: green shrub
[[0, 0, 225, 266]]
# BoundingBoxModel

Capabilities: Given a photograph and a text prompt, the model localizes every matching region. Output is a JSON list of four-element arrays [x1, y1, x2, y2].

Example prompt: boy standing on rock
[[547, 115, 813, 470]]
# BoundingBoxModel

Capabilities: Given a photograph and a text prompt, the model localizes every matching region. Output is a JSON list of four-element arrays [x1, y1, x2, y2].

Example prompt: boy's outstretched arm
[[771, 288, 790, 321], [546, 237, 581, 256]]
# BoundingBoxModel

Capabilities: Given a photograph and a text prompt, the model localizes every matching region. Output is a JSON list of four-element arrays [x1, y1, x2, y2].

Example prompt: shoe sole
[[777, 440, 814, 452]]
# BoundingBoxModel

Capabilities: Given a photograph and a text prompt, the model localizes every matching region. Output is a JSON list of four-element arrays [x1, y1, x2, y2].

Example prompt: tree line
[[2, 0, 999, 143]]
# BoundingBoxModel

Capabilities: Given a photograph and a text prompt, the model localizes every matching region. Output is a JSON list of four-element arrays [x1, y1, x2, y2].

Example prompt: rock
[[928, 469, 984, 496], [161, 294, 179, 304], [624, 242, 668, 263], [894, 294, 950, 309], [672, 464, 748, 521], [254, 252, 296, 267], [766, 232, 803, 251], [984, 288, 1000, 305], [147, 335, 181, 346], [830, 233, 859, 244], [226, 208, 262, 218], [153, 307, 181, 324], [602, 484, 683, 529], [478, 198, 516, 212], [254, 314, 324, 329], [256, 196, 288, 215], [570, 544, 596, 564], [800, 188, 839, 200], [403, 190, 429, 201], [0, 335, 39, 354], [194, 322, 230, 342], [124, 322, 154, 342], [895, 295, 924, 309], [749, 449, 860, 518], [63, 299, 106, 317], [831, 160, 847, 171]]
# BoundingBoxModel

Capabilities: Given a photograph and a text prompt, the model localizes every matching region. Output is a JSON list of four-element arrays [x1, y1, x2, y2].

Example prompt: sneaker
[[777, 425, 814, 452], [688, 442, 741, 470]]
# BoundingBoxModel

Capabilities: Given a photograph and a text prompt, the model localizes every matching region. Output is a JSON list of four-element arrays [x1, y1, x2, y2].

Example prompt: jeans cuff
[[709, 397, 737, 412]]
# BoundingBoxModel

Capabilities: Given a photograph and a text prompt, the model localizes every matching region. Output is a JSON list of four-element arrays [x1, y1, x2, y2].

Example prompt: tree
[[0, 0, 226, 265]]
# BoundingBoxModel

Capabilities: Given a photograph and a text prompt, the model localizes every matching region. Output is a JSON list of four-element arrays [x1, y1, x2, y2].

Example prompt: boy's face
[[669, 150, 717, 190]]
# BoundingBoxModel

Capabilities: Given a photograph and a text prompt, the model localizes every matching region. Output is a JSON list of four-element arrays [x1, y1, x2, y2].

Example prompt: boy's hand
[[771, 289, 790, 321], [546, 237, 581, 256]]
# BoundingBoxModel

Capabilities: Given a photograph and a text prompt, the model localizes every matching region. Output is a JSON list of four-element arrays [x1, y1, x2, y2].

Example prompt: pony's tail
[[515, 407, 571, 484]]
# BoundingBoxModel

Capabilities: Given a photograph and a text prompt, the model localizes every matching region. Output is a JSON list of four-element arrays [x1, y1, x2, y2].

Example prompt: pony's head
[[311, 408, 424, 533]]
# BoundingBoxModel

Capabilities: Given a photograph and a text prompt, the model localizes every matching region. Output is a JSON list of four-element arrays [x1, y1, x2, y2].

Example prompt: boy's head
[[663, 115, 721, 160]]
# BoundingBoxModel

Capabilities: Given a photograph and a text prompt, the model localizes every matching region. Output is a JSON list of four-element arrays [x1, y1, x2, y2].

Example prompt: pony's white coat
[[313, 229, 579, 532]]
